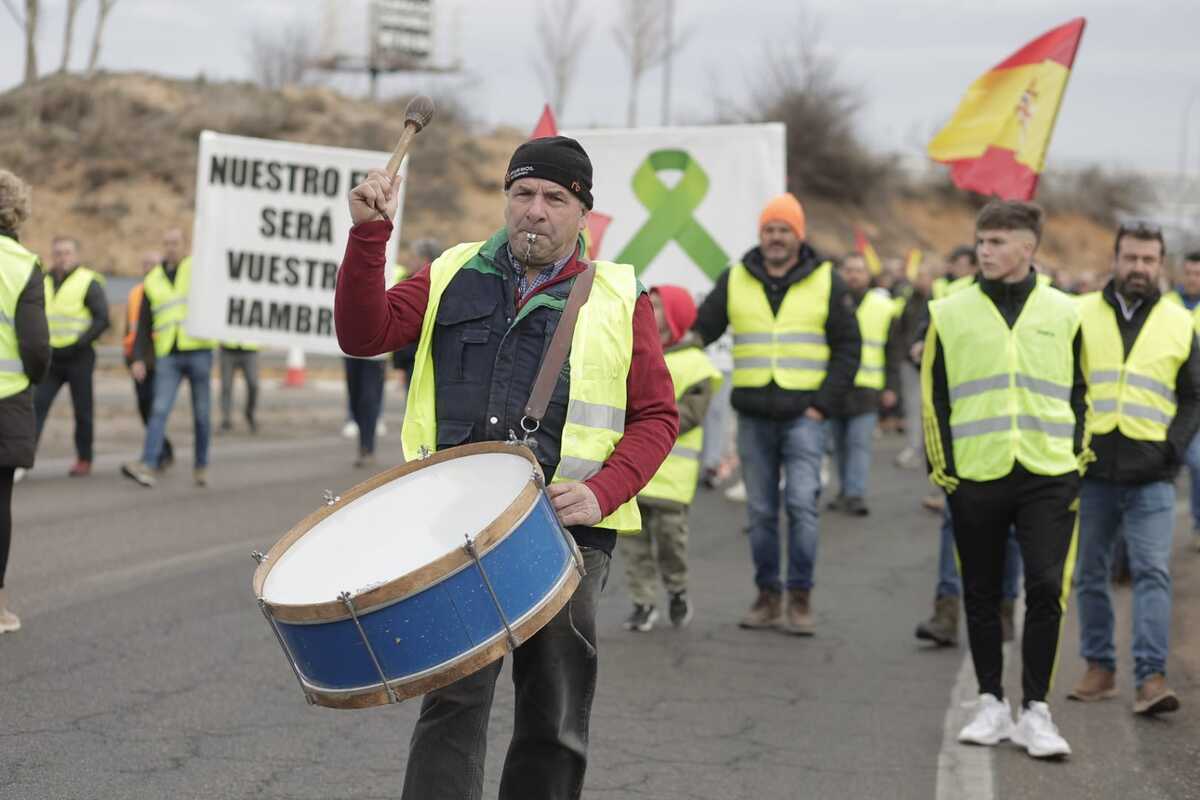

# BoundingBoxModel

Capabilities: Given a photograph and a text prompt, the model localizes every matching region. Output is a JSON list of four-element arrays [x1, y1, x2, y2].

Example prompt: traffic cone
[[284, 346, 306, 388]]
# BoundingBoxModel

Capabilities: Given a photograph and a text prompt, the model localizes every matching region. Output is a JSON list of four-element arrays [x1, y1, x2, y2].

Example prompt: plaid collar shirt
[[507, 244, 574, 303]]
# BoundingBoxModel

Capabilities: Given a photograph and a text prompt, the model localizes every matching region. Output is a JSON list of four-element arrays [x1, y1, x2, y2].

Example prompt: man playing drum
[[335, 135, 678, 800]]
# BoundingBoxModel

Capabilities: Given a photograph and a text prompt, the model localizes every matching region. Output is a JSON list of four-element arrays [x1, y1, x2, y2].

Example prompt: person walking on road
[[1067, 222, 1200, 715], [923, 201, 1087, 759], [218, 341, 260, 434], [123, 250, 174, 469], [621, 285, 719, 632], [692, 192, 861, 635], [335, 135, 677, 800], [0, 169, 51, 633], [1165, 250, 1200, 553], [33, 235, 109, 477], [122, 228, 216, 488]]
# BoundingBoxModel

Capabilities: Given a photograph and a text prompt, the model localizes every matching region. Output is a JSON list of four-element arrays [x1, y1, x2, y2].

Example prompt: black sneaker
[[669, 592, 693, 628], [843, 497, 870, 516], [623, 604, 657, 632]]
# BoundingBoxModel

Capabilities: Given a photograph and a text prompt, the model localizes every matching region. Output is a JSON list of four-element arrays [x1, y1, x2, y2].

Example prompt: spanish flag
[[854, 227, 883, 276], [928, 18, 1086, 200]]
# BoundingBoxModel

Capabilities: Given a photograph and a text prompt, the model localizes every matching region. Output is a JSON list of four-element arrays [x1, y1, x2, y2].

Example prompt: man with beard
[[1068, 223, 1200, 715], [692, 193, 860, 634]]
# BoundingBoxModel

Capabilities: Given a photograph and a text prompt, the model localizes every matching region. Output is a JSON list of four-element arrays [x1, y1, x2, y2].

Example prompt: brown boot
[[739, 590, 782, 629], [915, 595, 959, 646], [784, 589, 815, 636], [1067, 662, 1117, 702], [1000, 599, 1016, 643], [1133, 674, 1180, 715]]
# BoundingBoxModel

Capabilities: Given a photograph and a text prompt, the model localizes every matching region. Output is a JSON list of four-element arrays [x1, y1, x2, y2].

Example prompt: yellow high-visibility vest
[[929, 282, 1080, 480], [1080, 292, 1194, 442], [1163, 290, 1200, 333], [402, 240, 643, 533], [0, 236, 38, 399], [143, 257, 215, 357], [727, 261, 832, 390], [44, 266, 101, 349], [854, 289, 894, 390], [639, 347, 722, 505]]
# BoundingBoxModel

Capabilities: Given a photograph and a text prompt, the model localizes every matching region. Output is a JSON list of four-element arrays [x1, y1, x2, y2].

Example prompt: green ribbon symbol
[[615, 149, 729, 279]]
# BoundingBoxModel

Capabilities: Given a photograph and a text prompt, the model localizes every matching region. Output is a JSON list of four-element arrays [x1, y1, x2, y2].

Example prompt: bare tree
[[246, 24, 314, 90], [3, 0, 39, 84], [612, 0, 670, 127], [532, 0, 590, 119], [85, 0, 118, 77], [59, 0, 83, 72]]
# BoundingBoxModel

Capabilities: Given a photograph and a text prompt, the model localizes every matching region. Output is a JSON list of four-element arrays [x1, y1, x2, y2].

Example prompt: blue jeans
[[1185, 432, 1200, 532], [142, 350, 212, 468], [1076, 479, 1175, 684], [829, 412, 877, 499], [736, 413, 823, 592], [936, 500, 1022, 600]]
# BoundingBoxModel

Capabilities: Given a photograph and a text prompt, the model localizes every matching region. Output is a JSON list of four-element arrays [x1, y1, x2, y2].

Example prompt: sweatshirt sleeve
[[884, 313, 903, 394], [676, 377, 715, 437], [334, 220, 430, 356], [77, 277, 110, 348], [692, 268, 732, 346], [132, 292, 152, 363], [14, 265, 50, 383], [1166, 332, 1200, 465], [812, 272, 862, 416], [921, 320, 958, 491]]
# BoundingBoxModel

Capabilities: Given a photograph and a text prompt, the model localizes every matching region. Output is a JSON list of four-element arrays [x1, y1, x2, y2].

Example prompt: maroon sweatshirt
[[335, 220, 679, 519]]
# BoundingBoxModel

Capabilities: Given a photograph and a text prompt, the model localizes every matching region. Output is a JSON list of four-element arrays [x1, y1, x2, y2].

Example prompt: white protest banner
[[565, 124, 785, 294], [187, 131, 405, 355]]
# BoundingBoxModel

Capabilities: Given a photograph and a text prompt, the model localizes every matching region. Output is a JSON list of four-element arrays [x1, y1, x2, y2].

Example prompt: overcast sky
[[3, 0, 1198, 176]]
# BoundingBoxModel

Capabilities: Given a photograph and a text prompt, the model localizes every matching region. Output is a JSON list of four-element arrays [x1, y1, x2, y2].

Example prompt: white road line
[[936, 650, 995, 800]]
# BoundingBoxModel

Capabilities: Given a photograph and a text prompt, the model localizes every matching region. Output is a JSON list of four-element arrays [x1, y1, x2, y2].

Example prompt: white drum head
[[262, 451, 534, 605]]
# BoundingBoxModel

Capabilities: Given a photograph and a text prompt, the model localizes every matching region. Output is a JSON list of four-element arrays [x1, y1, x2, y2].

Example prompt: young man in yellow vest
[[336, 136, 678, 799], [123, 250, 174, 469], [621, 285, 720, 632], [922, 201, 1087, 759], [827, 252, 900, 516], [692, 193, 862, 635], [33, 236, 109, 477], [0, 169, 51, 633], [122, 228, 216, 488], [1068, 223, 1200, 716], [1165, 250, 1200, 552]]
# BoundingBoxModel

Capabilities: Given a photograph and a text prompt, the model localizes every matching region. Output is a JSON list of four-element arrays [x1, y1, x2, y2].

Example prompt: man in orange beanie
[[691, 192, 861, 634], [620, 285, 721, 631]]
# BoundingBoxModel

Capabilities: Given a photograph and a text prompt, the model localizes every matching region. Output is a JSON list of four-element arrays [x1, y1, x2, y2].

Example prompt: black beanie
[[504, 136, 594, 209]]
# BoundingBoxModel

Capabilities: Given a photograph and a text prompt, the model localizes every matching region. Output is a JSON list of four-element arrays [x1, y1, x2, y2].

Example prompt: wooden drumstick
[[385, 95, 436, 177]]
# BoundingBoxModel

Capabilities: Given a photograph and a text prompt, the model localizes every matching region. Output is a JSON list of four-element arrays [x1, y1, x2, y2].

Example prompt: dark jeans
[[0, 466, 12, 589], [219, 349, 259, 425], [344, 358, 385, 454], [34, 347, 95, 461], [947, 464, 1079, 706], [133, 370, 173, 465], [401, 547, 610, 800]]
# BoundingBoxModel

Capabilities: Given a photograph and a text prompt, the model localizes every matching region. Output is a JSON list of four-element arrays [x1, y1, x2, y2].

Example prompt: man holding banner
[[336, 135, 677, 800], [692, 193, 861, 635]]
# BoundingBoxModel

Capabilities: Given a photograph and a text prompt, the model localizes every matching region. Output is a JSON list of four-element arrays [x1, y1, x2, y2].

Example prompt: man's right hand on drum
[[547, 482, 603, 527], [349, 170, 402, 225]]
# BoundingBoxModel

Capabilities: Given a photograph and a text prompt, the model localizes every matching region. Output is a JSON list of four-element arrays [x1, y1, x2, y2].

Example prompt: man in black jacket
[[692, 193, 860, 634], [1068, 223, 1200, 715]]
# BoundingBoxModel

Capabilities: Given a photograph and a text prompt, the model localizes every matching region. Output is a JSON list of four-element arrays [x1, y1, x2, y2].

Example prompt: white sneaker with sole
[[1011, 701, 1071, 759], [13, 467, 25, 483], [341, 420, 358, 439], [957, 693, 1013, 746]]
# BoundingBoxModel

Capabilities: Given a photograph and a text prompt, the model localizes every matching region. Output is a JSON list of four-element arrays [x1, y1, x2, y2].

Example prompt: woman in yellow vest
[[0, 169, 51, 634], [922, 201, 1087, 759], [336, 136, 677, 798], [620, 285, 720, 632], [32, 235, 109, 477]]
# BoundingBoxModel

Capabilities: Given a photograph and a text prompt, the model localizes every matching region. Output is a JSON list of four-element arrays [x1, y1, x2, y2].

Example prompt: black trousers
[[0, 466, 14, 589], [132, 370, 174, 464], [34, 348, 95, 461], [947, 463, 1079, 706], [344, 358, 385, 454]]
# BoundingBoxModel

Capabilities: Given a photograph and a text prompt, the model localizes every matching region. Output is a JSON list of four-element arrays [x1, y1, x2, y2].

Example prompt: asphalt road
[[3, 398, 1199, 799]]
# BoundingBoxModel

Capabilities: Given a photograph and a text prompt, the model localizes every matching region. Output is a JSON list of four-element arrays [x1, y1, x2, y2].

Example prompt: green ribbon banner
[[615, 149, 729, 280]]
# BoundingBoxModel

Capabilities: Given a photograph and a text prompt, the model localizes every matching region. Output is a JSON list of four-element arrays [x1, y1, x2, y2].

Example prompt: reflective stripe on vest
[[929, 282, 1080, 480], [639, 347, 722, 505], [142, 257, 215, 357], [727, 261, 832, 390], [401, 240, 643, 533], [853, 289, 893, 390], [44, 266, 99, 348], [0, 236, 37, 399], [1080, 292, 1193, 442]]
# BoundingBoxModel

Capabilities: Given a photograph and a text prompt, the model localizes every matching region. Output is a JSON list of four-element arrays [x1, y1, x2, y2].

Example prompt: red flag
[[530, 104, 558, 140], [854, 227, 883, 276], [584, 213, 612, 260]]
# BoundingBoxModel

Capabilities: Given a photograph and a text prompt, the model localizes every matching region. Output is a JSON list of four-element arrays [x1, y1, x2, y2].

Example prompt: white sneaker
[[1011, 701, 1071, 759], [957, 693, 1014, 746], [13, 467, 26, 483], [724, 480, 746, 503], [341, 420, 358, 439], [376, 420, 388, 437]]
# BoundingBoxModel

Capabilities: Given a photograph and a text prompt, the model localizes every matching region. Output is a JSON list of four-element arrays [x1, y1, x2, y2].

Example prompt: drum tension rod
[[257, 598, 315, 705], [462, 536, 520, 651], [340, 592, 401, 704], [532, 471, 587, 578]]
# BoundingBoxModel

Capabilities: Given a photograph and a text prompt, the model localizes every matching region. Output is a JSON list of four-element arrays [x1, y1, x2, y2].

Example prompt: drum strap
[[523, 260, 596, 425]]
